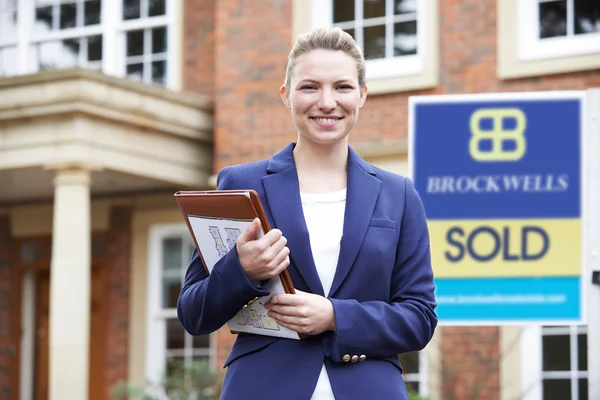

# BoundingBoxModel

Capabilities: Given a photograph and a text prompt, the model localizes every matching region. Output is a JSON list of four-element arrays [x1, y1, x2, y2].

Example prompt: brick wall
[[441, 327, 500, 400], [105, 206, 133, 395], [183, 0, 215, 97], [0, 215, 12, 400]]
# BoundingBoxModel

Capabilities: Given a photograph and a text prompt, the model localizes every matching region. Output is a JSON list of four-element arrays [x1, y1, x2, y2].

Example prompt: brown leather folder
[[174, 189, 295, 294]]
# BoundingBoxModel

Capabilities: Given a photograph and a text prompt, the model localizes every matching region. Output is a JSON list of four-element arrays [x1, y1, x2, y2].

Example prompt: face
[[280, 49, 367, 147]]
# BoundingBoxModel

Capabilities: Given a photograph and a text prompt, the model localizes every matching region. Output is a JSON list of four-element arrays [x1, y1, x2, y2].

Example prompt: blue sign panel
[[409, 92, 586, 325]]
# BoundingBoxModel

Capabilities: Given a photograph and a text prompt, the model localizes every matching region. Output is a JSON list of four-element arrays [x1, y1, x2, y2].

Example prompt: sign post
[[409, 90, 597, 397], [585, 88, 600, 400]]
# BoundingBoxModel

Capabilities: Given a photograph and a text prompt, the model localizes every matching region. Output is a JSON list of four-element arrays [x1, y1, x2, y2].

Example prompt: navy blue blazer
[[177, 143, 437, 400]]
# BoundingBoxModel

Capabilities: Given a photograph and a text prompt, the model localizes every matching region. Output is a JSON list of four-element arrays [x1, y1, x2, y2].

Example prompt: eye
[[300, 85, 317, 90], [337, 84, 354, 90]]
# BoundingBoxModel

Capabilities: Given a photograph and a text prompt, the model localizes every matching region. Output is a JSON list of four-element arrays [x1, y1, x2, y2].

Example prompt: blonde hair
[[284, 27, 366, 92]]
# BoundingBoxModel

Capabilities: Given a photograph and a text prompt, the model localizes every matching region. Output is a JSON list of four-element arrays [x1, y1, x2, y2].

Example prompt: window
[[400, 351, 428, 397], [518, 0, 600, 61], [311, 0, 427, 81], [0, 0, 176, 87], [0, 0, 17, 76], [521, 325, 588, 400], [146, 224, 214, 386]]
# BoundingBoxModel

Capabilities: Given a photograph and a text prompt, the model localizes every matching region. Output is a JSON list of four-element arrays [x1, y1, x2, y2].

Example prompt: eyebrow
[[296, 78, 355, 85]]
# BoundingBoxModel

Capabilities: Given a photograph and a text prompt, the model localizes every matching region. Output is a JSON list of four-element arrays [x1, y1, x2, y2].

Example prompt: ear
[[280, 84, 291, 109], [359, 85, 368, 108]]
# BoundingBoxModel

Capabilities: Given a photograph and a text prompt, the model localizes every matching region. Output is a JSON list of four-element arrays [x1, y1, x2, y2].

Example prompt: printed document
[[187, 215, 300, 340]]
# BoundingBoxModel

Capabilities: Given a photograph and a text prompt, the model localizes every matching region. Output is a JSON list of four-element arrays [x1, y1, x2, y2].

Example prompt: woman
[[177, 27, 437, 400]]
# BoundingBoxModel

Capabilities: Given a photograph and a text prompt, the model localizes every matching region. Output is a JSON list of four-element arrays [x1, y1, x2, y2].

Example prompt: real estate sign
[[409, 91, 587, 325]]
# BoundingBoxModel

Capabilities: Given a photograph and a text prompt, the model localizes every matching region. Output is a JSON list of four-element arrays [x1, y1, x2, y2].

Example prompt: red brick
[[105, 206, 133, 396], [0, 215, 12, 399]]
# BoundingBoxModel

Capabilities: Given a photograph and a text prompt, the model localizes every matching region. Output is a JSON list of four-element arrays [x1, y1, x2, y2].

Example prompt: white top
[[300, 188, 346, 400]]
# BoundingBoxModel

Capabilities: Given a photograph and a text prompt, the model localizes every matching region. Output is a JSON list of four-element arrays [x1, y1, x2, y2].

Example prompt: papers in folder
[[174, 190, 300, 340]]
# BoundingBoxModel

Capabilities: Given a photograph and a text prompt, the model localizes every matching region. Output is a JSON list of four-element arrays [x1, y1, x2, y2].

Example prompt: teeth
[[314, 118, 339, 123]]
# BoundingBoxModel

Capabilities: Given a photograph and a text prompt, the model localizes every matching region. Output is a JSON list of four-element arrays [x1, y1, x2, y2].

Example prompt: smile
[[310, 117, 343, 128], [310, 117, 342, 123]]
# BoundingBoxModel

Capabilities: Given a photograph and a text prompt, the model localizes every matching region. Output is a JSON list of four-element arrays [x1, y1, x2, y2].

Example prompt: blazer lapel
[[261, 145, 325, 296], [328, 149, 381, 298]]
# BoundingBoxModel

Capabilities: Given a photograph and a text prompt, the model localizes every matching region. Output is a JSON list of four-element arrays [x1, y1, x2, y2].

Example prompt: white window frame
[[310, 0, 427, 80], [2, 0, 178, 88], [521, 325, 588, 400], [518, 0, 600, 61], [146, 223, 216, 387], [402, 350, 428, 397]]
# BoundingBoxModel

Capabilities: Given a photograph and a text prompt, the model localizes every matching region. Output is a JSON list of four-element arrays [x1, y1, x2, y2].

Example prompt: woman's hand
[[264, 290, 336, 335], [236, 218, 290, 282]]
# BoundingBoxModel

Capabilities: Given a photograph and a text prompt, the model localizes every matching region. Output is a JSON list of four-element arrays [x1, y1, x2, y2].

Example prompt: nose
[[317, 88, 336, 112]]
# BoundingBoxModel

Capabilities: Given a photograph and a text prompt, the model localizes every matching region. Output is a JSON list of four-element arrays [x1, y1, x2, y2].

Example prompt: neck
[[293, 137, 349, 193]]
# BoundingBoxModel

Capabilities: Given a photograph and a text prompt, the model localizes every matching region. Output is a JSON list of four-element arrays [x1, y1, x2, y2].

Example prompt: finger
[[264, 236, 287, 262], [237, 218, 261, 245], [261, 229, 283, 246], [268, 245, 290, 269], [267, 293, 300, 306], [267, 310, 302, 325], [267, 304, 298, 316]]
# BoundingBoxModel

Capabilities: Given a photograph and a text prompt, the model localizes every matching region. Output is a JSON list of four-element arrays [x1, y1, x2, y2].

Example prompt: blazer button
[[351, 355, 359, 363], [342, 354, 351, 362], [359, 355, 366, 362]]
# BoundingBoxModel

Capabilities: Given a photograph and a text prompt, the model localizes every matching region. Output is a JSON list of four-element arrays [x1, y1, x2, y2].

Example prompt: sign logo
[[469, 108, 527, 162]]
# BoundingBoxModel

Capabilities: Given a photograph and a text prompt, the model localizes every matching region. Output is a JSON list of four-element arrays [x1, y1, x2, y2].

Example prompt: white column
[[49, 167, 91, 400]]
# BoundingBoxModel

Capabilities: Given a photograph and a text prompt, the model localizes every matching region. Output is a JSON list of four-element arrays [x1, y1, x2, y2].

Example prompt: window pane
[[579, 379, 588, 400], [149, 0, 166, 17], [87, 35, 103, 62], [399, 352, 419, 374], [126, 62, 143, 81], [0, 1, 18, 43], [35, 6, 53, 34], [163, 237, 182, 270], [166, 318, 185, 349], [162, 275, 181, 308], [152, 60, 166, 85], [578, 333, 587, 371], [123, 0, 141, 20], [542, 334, 570, 371], [59, 2, 77, 30], [333, 0, 354, 23], [192, 333, 210, 349], [126, 29, 144, 56], [404, 382, 419, 395], [363, 24, 385, 59], [574, 0, 600, 34], [84, 0, 101, 26], [152, 27, 167, 53], [395, 0, 417, 14], [0, 46, 17, 76], [363, 0, 385, 19], [539, 0, 567, 39], [542, 379, 571, 400], [394, 21, 417, 56]]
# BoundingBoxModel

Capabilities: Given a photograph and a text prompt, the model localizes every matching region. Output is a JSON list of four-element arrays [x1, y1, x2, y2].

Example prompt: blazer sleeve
[[176, 166, 270, 336], [323, 177, 437, 361]]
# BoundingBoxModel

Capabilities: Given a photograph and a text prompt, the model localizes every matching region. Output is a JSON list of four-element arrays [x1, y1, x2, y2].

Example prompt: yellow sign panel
[[428, 219, 581, 278]]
